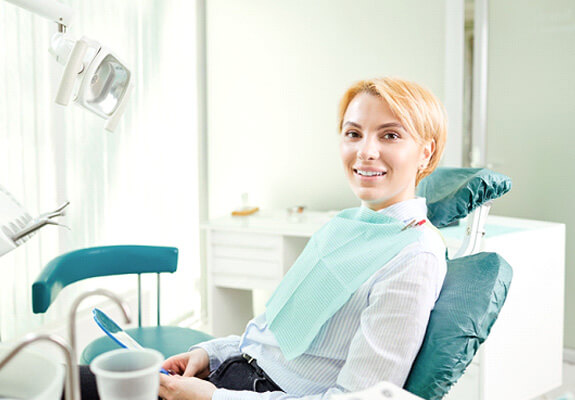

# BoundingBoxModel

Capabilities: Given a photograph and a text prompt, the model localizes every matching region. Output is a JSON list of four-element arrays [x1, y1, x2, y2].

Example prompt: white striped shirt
[[196, 197, 446, 400]]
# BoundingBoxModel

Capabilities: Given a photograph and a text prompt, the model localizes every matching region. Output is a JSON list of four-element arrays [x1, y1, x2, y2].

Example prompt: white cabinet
[[442, 216, 565, 400], [203, 211, 330, 336], [202, 212, 565, 400]]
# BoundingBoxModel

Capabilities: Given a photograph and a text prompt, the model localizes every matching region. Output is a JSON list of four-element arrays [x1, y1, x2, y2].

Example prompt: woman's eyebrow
[[342, 121, 406, 131], [342, 121, 362, 129], [377, 122, 405, 131]]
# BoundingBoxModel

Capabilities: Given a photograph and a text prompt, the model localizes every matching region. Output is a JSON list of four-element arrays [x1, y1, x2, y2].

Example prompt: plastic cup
[[90, 348, 164, 400]]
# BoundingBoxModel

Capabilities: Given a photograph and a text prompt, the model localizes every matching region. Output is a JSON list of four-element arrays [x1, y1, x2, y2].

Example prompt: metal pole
[[137, 274, 142, 327], [157, 273, 161, 326], [471, 0, 489, 167]]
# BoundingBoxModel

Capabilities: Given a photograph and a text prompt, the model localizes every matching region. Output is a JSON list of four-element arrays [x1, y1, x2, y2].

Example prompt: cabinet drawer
[[211, 231, 281, 249], [212, 257, 281, 279], [212, 245, 278, 261], [210, 231, 283, 279]]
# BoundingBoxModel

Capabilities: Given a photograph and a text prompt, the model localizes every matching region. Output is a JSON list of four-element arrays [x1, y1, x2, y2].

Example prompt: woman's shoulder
[[406, 223, 446, 262], [368, 225, 446, 283], [366, 227, 447, 296]]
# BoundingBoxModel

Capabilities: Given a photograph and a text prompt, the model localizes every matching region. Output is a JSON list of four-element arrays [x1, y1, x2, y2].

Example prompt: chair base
[[80, 326, 214, 364]]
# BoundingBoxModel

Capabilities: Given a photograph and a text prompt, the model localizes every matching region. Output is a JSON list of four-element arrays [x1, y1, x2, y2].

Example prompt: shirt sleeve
[[336, 251, 445, 389], [191, 335, 243, 372]]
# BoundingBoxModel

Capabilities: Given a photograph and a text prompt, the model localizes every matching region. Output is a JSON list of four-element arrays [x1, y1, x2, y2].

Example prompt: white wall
[[205, 0, 459, 218], [485, 0, 575, 348]]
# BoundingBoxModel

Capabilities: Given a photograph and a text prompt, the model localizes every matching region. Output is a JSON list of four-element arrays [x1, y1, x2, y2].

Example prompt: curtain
[[0, 0, 200, 341]]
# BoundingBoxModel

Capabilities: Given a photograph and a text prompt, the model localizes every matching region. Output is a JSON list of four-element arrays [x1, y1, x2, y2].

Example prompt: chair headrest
[[416, 167, 512, 228]]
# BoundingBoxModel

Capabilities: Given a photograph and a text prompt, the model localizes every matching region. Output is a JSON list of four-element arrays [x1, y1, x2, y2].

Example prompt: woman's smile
[[354, 168, 387, 178]]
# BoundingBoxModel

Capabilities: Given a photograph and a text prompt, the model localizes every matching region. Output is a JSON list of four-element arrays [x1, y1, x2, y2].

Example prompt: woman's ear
[[419, 139, 436, 170]]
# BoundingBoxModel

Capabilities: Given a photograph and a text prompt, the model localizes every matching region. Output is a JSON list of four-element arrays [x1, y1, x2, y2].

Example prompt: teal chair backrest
[[403, 252, 513, 399], [32, 245, 178, 313], [403, 167, 513, 399]]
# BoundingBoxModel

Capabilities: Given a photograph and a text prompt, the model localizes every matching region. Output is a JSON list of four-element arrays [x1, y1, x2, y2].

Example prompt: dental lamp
[[3, 0, 133, 132]]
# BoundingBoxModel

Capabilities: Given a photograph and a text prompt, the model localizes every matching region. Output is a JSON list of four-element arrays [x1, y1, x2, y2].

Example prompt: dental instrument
[[93, 308, 143, 351], [92, 308, 171, 375], [38, 200, 70, 220], [68, 289, 131, 360], [0, 185, 69, 257], [2, 0, 133, 132], [12, 217, 68, 242], [401, 219, 426, 231]]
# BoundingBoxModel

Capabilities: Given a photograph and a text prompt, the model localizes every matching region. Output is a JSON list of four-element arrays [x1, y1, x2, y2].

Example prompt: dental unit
[[0, 287, 133, 400]]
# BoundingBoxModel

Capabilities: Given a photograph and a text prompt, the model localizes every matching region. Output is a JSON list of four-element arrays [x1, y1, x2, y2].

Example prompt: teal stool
[[80, 325, 214, 364], [32, 245, 214, 364]]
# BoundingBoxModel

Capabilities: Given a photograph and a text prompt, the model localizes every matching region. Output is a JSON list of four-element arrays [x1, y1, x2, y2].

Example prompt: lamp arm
[[50, 32, 78, 65], [55, 38, 88, 106], [3, 0, 73, 27]]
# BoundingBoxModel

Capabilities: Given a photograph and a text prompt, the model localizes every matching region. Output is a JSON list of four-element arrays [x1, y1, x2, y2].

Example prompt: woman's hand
[[159, 374, 216, 400], [162, 348, 211, 378]]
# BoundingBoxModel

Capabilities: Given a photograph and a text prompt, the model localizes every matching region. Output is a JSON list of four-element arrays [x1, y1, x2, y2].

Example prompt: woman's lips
[[353, 168, 387, 178]]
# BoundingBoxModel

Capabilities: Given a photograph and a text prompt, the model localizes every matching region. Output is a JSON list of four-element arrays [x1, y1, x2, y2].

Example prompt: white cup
[[90, 348, 164, 400]]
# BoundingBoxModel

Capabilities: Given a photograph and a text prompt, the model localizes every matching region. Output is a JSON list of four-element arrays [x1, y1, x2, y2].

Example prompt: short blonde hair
[[338, 77, 447, 185]]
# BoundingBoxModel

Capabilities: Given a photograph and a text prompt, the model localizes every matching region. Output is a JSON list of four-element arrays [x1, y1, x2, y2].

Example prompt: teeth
[[356, 169, 385, 177]]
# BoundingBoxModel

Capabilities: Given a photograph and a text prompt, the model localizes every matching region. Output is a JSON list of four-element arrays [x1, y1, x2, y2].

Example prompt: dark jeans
[[207, 354, 283, 392], [73, 353, 282, 400]]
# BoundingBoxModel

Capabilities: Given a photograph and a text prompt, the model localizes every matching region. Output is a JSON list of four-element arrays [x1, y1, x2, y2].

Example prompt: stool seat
[[80, 326, 214, 364]]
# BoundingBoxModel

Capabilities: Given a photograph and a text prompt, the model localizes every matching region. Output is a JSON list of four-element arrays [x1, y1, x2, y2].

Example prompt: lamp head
[[77, 51, 131, 119], [52, 34, 133, 132]]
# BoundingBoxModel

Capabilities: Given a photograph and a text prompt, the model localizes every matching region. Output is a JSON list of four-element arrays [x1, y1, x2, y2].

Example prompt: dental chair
[[403, 167, 513, 399], [31, 245, 214, 364]]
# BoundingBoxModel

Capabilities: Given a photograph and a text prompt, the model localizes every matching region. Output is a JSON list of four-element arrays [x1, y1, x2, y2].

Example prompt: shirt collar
[[375, 197, 428, 223]]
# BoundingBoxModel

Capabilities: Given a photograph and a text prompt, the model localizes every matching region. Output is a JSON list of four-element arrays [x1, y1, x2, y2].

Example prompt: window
[[0, 0, 201, 341]]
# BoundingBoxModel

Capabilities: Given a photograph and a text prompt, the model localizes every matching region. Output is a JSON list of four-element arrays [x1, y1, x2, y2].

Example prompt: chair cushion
[[416, 168, 512, 228], [80, 326, 214, 364], [403, 252, 513, 399]]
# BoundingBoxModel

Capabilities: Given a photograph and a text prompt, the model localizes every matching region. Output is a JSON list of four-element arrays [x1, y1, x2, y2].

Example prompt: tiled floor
[[536, 362, 575, 400]]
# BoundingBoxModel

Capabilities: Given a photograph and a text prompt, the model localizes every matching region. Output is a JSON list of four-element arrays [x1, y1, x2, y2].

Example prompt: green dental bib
[[265, 206, 422, 360]]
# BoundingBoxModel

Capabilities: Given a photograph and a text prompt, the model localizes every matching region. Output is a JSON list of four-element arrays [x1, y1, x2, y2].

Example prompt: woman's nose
[[357, 139, 379, 160]]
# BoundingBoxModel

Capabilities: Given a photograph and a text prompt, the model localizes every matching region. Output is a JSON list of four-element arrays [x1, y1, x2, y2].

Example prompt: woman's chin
[[355, 190, 389, 204], [358, 193, 409, 210], [359, 197, 389, 210]]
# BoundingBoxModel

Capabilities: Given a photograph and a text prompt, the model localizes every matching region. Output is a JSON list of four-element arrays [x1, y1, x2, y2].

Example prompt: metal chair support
[[136, 272, 162, 327], [453, 201, 493, 259]]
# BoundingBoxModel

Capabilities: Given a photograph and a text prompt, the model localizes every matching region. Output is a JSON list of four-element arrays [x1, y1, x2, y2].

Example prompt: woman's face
[[340, 92, 433, 211]]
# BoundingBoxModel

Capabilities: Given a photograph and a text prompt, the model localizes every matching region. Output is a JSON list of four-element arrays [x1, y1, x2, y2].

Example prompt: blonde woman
[[159, 77, 448, 400]]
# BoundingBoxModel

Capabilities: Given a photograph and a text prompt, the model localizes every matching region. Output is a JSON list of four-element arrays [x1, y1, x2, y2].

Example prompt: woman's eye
[[345, 130, 360, 138], [383, 132, 400, 140]]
